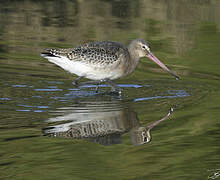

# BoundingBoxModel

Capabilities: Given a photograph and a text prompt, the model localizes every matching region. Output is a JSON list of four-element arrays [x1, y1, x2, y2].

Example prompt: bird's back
[[42, 41, 129, 67]]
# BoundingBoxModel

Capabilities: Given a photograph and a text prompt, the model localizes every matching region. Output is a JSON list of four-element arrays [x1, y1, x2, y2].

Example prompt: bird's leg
[[104, 79, 122, 95], [78, 80, 103, 92], [78, 80, 102, 86], [95, 81, 102, 93], [72, 76, 83, 86], [76, 79, 122, 94], [77, 79, 109, 93]]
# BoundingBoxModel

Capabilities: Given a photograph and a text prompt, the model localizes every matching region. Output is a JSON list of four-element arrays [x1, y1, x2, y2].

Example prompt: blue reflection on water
[[16, 104, 49, 112], [16, 109, 31, 112], [79, 84, 146, 88], [16, 109, 45, 112], [0, 98, 11, 101], [32, 96, 42, 98], [33, 110, 45, 112], [9, 82, 190, 113], [34, 88, 63, 92], [12, 84, 27, 88], [134, 90, 190, 102]]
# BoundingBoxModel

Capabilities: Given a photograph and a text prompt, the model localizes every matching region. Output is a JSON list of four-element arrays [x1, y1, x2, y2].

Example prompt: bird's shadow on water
[[43, 97, 174, 146], [43, 83, 189, 146]]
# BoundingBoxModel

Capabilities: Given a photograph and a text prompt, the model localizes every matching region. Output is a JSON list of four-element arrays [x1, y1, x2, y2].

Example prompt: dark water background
[[0, 0, 220, 179]]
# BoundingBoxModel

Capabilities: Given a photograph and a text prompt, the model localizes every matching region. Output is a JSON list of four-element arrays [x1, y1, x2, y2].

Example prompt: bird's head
[[129, 39, 180, 80]]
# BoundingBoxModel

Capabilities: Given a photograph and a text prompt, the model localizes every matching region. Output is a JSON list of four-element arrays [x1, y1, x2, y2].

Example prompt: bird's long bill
[[147, 52, 180, 80]]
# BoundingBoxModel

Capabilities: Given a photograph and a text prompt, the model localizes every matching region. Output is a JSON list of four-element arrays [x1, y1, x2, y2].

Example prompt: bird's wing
[[41, 41, 128, 65]]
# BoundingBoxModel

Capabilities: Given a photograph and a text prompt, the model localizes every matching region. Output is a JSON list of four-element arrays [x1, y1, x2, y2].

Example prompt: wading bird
[[41, 39, 179, 94]]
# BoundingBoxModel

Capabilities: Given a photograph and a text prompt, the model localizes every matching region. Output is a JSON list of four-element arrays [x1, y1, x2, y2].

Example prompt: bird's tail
[[41, 49, 61, 58]]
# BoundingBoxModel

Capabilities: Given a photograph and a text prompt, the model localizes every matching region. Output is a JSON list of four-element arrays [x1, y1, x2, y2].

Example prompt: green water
[[0, 0, 220, 179]]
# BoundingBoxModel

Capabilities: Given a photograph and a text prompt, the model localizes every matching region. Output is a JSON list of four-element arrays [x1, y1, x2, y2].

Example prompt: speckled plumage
[[45, 41, 128, 66]]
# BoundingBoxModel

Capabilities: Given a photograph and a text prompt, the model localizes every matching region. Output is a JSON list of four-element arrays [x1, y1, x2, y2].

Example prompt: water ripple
[[34, 88, 63, 92], [0, 98, 11, 101], [79, 84, 146, 88], [134, 90, 190, 102]]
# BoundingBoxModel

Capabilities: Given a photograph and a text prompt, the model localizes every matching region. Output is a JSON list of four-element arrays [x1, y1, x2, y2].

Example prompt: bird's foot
[[109, 86, 122, 96], [102, 79, 122, 95], [72, 81, 78, 86], [109, 90, 122, 96], [72, 76, 83, 87], [95, 85, 100, 93]]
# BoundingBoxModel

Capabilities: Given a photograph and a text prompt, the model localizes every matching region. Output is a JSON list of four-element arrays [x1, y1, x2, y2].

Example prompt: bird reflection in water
[[43, 100, 174, 146]]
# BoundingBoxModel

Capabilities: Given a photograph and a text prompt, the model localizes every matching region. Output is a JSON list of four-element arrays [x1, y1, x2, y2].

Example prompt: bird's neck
[[126, 46, 141, 75]]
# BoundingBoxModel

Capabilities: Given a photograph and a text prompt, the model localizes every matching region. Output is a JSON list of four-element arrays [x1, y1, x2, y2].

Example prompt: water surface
[[0, 0, 220, 179]]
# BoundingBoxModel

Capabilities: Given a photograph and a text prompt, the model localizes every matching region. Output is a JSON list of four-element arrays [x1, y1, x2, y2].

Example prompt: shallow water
[[0, 0, 220, 179]]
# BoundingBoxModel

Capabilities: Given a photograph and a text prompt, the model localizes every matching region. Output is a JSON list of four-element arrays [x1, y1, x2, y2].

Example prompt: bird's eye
[[142, 46, 146, 49]]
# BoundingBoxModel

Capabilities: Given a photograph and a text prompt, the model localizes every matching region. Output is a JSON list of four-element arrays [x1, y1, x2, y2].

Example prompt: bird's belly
[[48, 57, 122, 80], [85, 68, 122, 80]]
